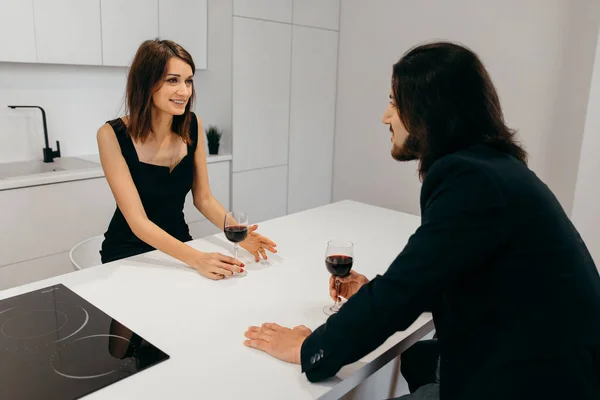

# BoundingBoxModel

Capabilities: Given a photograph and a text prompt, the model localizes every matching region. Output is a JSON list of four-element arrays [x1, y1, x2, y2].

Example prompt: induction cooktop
[[0, 283, 169, 399]]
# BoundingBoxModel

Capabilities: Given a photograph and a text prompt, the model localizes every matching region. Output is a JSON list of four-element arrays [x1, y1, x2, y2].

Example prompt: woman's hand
[[243, 323, 311, 364], [191, 252, 244, 280], [330, 270, 369, 302], [240, 225, 278, 262]]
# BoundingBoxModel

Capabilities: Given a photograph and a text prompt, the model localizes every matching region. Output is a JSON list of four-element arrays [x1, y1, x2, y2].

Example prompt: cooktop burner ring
[[55, 306, 89, 343], [51, 334, 136, 380], [0, 303, 90, 352], [1, 309, 69, 340]]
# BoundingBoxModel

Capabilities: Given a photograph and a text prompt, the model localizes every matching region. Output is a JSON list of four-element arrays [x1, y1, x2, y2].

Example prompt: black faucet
[[7, 105, 61, 163]]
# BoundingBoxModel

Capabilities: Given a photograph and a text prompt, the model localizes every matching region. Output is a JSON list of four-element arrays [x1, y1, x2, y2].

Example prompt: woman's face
[[152, 57, 194, 116]]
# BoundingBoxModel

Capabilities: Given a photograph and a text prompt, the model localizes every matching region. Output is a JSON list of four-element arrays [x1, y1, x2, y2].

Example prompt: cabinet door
[[0, 252, 72, 291], [158, 0, 207, 69], [232, 166, 288, 224], [293, 0, 340, 30], [232, 17, 292, 172], [188, 219, 220, 240], [0, 177, 115, 267], [0, 0, 36, 62], [287, 27, 338, 214], [33, 0, 102, 65], [101, 0, 158, 67], [233, 0, 292, 23]]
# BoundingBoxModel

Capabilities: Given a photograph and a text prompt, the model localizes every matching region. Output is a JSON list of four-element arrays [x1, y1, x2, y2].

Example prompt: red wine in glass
[[324, 240, 354, 316], [325, 255, 353, 276], [224, 211, 249, 277], [224, 225, 249, 243]]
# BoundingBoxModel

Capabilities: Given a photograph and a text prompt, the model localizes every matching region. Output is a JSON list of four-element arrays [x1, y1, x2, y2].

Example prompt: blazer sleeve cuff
[[300, 325, 341, 382]]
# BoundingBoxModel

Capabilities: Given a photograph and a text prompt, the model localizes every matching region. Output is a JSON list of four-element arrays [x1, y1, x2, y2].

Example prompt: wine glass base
[[323, 304, 340, 316], [232, 270, 247, 278]]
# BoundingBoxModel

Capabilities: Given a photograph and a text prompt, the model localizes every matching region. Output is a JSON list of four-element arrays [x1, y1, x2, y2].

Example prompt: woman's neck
[[150, 107, 174, 142]]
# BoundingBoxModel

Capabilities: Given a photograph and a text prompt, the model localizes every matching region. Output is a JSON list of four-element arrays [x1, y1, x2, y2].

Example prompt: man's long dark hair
[[392, 41, 528, 180]]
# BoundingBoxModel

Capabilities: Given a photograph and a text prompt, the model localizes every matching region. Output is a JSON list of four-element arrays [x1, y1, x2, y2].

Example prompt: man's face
[[382, 91, 417, 161]]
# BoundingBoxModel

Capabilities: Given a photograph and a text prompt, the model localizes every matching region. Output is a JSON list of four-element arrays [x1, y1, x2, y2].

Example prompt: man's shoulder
[[425, 144, 514, 184], [425, 147, 487, 183], [420, 145, 510, 209]]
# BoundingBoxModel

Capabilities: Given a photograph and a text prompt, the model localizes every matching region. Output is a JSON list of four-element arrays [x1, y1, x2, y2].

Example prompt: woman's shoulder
[[103, 116, 128, 134], [108, 115, 128, 128], [98, 116, 129, 143]]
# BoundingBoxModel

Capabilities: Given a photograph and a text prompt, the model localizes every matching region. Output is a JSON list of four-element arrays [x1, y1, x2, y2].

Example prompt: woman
[[97, 39, 276, 280]]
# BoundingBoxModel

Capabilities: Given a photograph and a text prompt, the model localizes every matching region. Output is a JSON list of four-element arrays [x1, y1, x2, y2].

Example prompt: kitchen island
[[0, 200, 433, 399]]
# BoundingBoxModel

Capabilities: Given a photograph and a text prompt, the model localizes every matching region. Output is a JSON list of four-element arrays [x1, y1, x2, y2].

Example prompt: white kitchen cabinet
[[33, 0, 102, 65], [232, 165, 288, 224], [188, 219, 221, 240], [182, 161, 231, 224], [0, 252, 72, 291], [293, 0, 340, 31], [233, 0, 292, 23], [0, 0, 37, 63], [232, 17, 292, 172], [287, 26, 338, 214], [100, 0, 158, 67], [158, 0, 207, 69], [0, 177, 115, 267]]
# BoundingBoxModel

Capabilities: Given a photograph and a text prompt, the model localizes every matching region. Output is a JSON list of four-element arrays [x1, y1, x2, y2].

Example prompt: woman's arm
[[190, 115, 278, 261], [97, 123, 242, 279]]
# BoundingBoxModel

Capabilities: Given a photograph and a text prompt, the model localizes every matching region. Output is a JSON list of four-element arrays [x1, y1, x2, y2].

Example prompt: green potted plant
[[205, 125, 222, 155]]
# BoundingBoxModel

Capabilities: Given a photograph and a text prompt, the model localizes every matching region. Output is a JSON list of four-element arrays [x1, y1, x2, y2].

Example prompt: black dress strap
[[106, 118, 138, 162]]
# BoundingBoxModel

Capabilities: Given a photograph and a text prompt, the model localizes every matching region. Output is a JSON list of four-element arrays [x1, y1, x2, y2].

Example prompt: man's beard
[[391, 132, 420, 162]]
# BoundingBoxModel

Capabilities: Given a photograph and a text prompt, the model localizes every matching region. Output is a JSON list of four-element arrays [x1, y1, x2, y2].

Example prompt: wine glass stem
[[234, 244, 238, 260], [335, 279, 341, 308]]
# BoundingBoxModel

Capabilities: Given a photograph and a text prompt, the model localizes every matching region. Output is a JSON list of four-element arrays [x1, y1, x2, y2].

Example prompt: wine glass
[[224, 211, 249, 277], [323, 239, 354, 315]]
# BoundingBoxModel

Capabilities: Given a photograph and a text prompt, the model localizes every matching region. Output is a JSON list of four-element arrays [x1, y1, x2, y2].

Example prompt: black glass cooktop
[[0, 284, 169, 399]]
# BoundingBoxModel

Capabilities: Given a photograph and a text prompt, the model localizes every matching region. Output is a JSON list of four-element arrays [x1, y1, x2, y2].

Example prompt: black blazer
[[301, 144, 600, 400]]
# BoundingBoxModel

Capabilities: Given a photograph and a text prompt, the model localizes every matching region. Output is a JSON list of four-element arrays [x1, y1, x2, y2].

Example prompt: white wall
[[572, 26, 600, 268], [0, 0, 233, 163], [546, 0, 600, 216], [333, 0, 600, 216]]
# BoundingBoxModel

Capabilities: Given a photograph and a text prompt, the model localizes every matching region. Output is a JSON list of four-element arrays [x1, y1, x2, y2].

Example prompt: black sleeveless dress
[[99, 114, 198, 264]]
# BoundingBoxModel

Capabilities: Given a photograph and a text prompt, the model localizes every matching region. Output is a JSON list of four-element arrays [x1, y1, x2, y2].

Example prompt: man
[[243, 41, 600, 399]]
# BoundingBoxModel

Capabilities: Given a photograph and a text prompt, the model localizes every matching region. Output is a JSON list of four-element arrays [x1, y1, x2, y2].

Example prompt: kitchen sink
[[0, 157, 99, 179]]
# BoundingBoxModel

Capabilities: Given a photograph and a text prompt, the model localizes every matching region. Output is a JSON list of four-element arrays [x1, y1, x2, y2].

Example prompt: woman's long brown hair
[[125, 39, 196, 144]]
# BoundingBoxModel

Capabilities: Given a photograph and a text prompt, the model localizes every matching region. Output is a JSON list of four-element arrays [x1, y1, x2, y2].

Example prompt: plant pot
[[208, 142, 220, 155]]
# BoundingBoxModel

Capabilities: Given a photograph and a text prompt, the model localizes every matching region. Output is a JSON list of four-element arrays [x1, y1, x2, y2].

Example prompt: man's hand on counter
[[244, 323, 312, 364]]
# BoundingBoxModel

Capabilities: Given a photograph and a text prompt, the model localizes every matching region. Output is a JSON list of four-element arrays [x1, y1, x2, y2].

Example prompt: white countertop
[[0, 200, 432, 399], [0, 153, 233, 191]]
